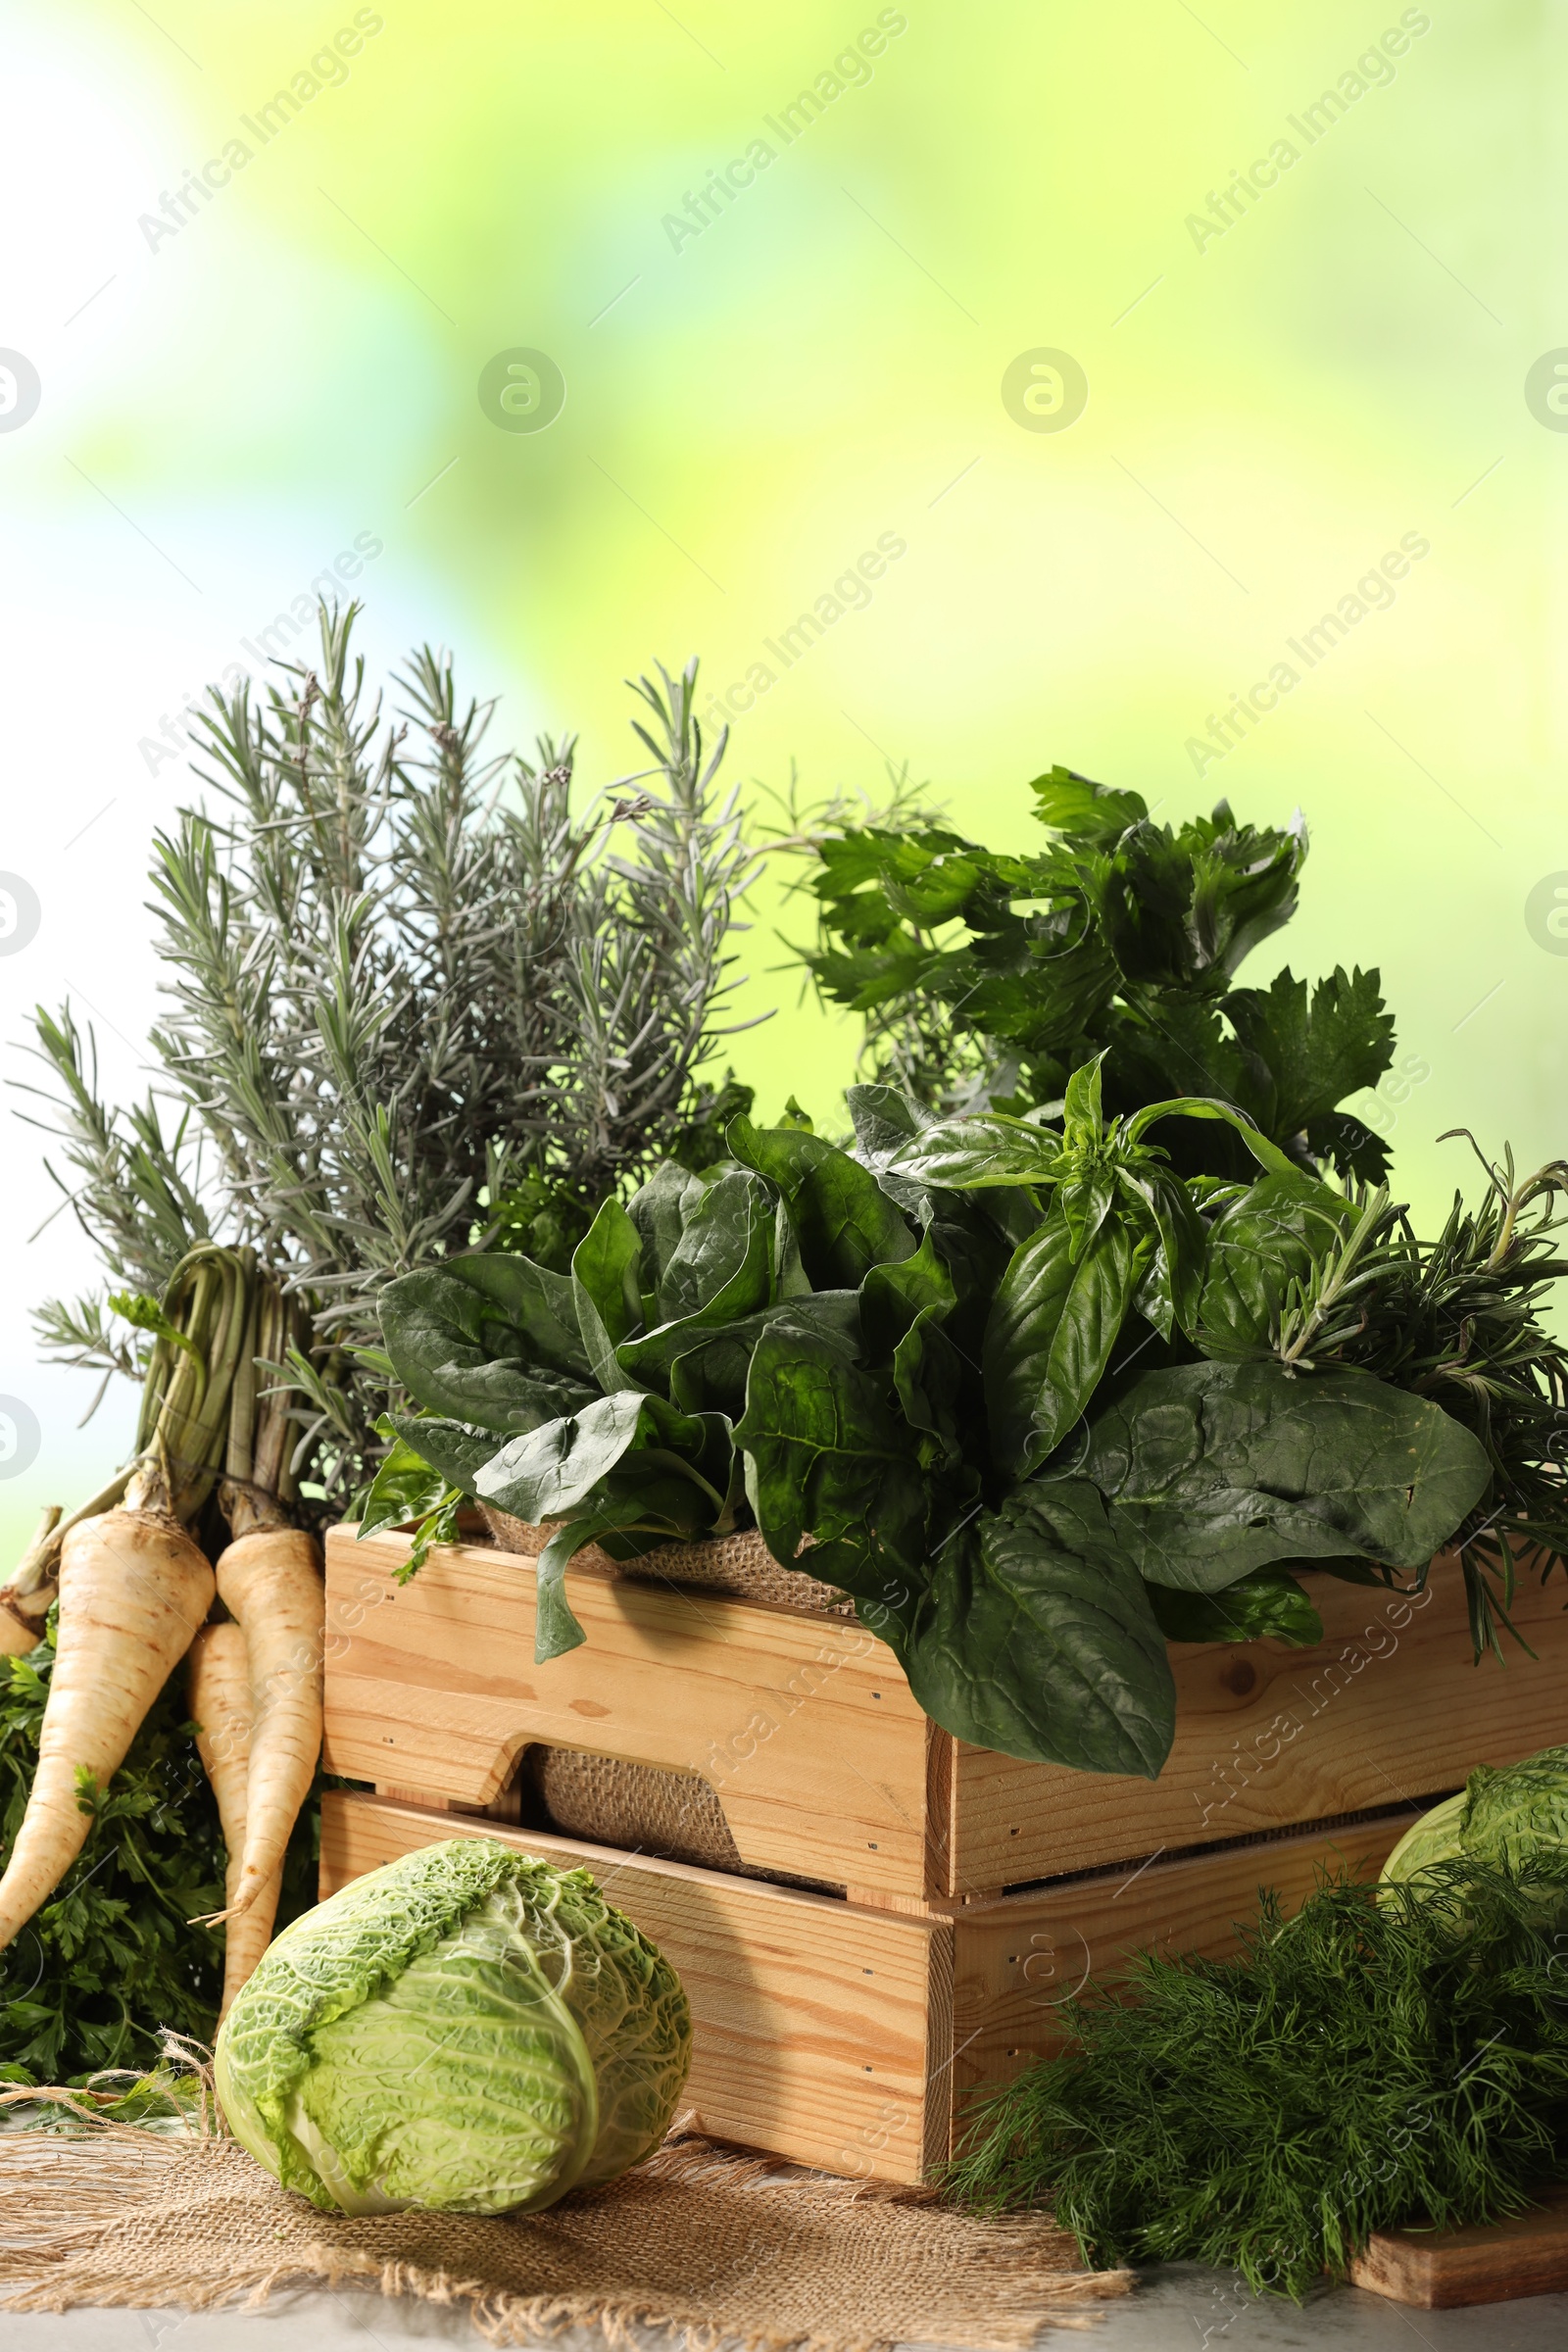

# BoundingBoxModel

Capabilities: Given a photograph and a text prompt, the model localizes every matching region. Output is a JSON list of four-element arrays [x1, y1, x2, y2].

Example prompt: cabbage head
[[1382, 1745, 1568, 1894], [215, 1838, 691, 2216]]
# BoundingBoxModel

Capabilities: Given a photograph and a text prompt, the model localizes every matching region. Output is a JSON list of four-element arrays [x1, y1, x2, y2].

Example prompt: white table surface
[[4, 2270, 1568, 2350]]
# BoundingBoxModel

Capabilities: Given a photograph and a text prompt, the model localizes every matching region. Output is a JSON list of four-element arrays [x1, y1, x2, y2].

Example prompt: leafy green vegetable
[[375, 1130, 922, 1658], [797, 770, 1395, 1185], [1081, 1361, 1492, 1590], [372, 1045, 1507, 1783], [946, 1860, 1568, 2298], [216, 1838, 690, 2216], [1383, 1745, 1568, 1891], [895, 1485, 1175, 1776], [1192, 1168, 1353, 1358], [1145, 1566, 1323, 1647]]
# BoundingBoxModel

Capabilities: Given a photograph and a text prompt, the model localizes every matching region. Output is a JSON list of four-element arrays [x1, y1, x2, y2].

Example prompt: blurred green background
[[0, 0, 1560, 1544]]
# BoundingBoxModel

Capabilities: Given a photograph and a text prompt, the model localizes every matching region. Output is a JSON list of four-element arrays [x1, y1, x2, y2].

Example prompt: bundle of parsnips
[[0, 1243, 323, 2017]]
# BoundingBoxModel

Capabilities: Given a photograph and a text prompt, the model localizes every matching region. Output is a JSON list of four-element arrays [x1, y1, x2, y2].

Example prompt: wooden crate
[[323, 1524, 1568, 1906], [322, 1788, 1410, 2185]]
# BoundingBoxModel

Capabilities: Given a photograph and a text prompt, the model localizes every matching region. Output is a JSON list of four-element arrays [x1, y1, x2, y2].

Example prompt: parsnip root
[[0, 1509, 215, 1952], [187, 1621, 280, 2014], [213, 1528, 323, 1922]]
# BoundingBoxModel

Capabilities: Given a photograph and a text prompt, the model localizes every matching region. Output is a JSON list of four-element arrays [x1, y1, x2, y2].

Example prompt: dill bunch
[[946, 1861, 1568, 2298]]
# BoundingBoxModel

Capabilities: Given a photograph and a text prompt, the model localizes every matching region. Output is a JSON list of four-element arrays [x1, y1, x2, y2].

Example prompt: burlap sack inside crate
[[482, 1512, 858, 1878]]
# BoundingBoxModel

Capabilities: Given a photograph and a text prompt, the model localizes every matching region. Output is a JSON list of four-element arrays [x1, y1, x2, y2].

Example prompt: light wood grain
[[320, 1790, 952, 2185], [947, 1814, 1412, 2140], [943, 1555, 1568, 1895], [1349, 2190, 1568, 2307], [328, 1528, 1568, 1905], [324, 1528, 929, 1895]]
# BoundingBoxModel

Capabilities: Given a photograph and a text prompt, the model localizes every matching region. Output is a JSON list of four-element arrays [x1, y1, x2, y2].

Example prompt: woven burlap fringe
[[0, 2103, 1130, 2351], [481, 1513, 857, 1620]]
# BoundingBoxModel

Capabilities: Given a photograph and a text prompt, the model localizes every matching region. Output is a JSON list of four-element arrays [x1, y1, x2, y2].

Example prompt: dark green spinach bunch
[[363, 1124, 934, 1662], [801, 766, 1396, 1183], [945, 1859, 1568, 2299]]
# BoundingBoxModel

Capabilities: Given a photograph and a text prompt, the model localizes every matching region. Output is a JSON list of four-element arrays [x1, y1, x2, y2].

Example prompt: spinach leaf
[[571, 1197, 647, 1393], [1147, 1566, 1324, 1647], [662, 1293, 862, 1418], [475, 1391, 733, 1658], [357, 1420, 453, 1539], [733, 1313, 933, 1591], [727, 1115, 917, 1287], [625, 1159, 709, 1307], [656, 1166, 774, 1324], [1194, 1168, 1352, 1358], [859, 1231, 957, 1359], [897, 1482, 1176, 1776], [1082, 1361, 1491, 1590], [378, 1253, 593, 1424], [984, 1206, 1145, 1478], [383, 1412, 502, 1497]]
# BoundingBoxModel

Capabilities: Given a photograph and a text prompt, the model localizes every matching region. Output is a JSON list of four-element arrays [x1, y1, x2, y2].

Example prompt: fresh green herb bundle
[[799, 768, 1395, 1183], [946, 1861, 1568, 2297], [17, 608, 762, 1517], [1299, 1142, 1568, 1654]]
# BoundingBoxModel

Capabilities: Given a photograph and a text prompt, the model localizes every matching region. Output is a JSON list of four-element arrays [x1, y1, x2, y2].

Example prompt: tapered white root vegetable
[[0, 1509, 216, 1952], [212, 1529, 323, 1922], [187, 1622, 281, 2015]]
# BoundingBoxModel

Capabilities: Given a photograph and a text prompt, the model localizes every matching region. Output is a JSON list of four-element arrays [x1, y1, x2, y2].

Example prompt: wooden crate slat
[[949, 1814, 1409, 2128], [322, 1790, 1418, 2184], [942, 1561, 1568, 1896], [324, 1529, 931, 1893], [327, 1527, 1568, 1904], [320, 1790, 952, 2185]]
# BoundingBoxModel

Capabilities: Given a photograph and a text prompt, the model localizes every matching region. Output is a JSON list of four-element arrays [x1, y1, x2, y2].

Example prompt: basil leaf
[[1122, 1095, 1297, 1176], [1147, 1567, 1324, 1647], [379, 1253, 593, 1423], [571, 1197, 646, 1393], [888, 1112, 1064, 1193], [1119, 1163, 1206, 1336], [984, 1205, 1143, 1479], [1062, 1053, 1104, 1142], [1083, 1360, 1492, 1590], [726, 1116, 917, 1287], [899, 1483, 1176, 1776]]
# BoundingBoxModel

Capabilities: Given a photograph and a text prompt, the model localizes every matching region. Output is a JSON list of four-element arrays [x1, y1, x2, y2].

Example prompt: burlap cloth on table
[[0, 2105, 1130, 2351], [485, 1518, 858, 1882]]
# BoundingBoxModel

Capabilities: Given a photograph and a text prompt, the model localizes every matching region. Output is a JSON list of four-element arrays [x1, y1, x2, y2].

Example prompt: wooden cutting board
[[1350, 2191, 1568, 2308]]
